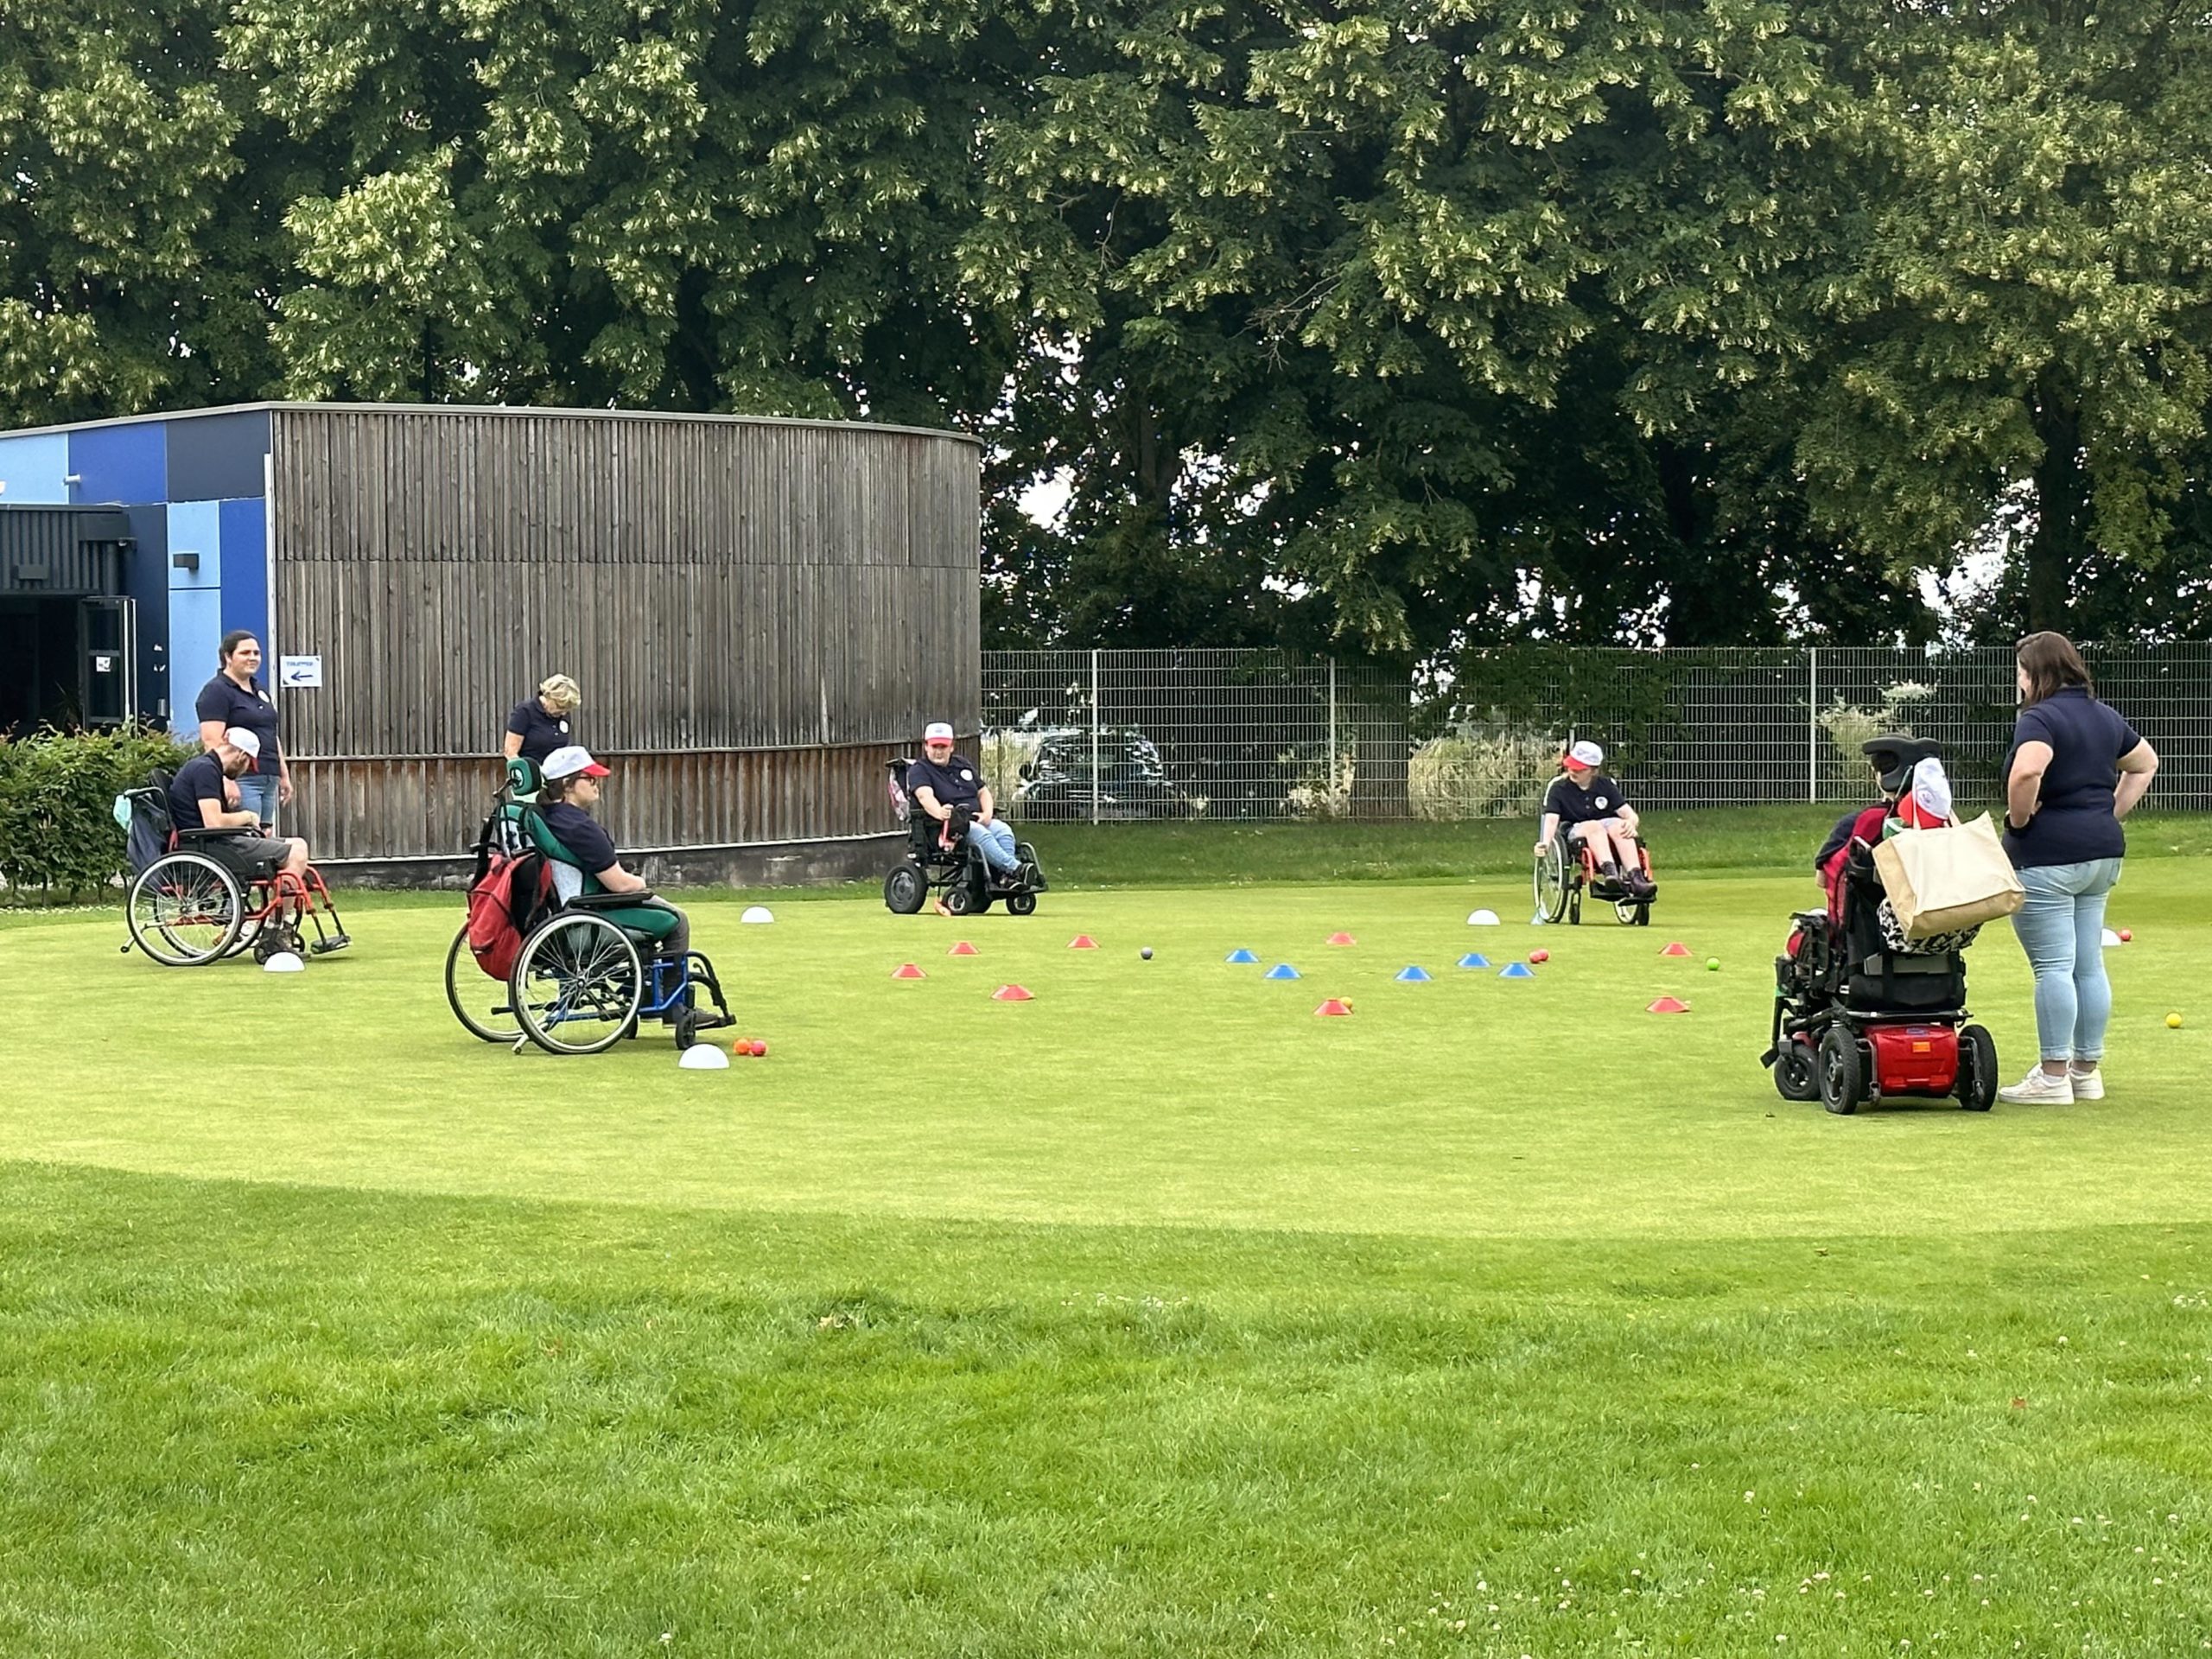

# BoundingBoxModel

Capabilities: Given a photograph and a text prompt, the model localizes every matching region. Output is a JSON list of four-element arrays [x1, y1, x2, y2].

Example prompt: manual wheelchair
[[1761, 851, 1997, 1115], [1531, 830, 1656, 926], [444, 769, 734, 1056], [880, 758, 1048, 917], [118, 772, 352, 967]]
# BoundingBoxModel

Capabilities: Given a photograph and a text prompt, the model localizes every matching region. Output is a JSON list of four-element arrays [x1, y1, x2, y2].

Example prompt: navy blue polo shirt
[[539, 802, 620, 876], [506, 698, 573, 763], [194, 674, 281, 774], [2004, 687, 2141, 868], [168, 752, 232, 834], [1542, 773, 1628, 828], [906, 752, 982, 811]]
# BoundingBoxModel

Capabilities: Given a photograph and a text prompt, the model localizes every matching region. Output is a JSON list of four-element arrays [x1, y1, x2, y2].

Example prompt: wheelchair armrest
[[176, 825, 256, 840], [566, 889, 657, 910]]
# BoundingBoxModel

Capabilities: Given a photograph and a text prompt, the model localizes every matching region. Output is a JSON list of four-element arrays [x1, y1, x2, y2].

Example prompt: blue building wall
[[0, 411, 272, 724]]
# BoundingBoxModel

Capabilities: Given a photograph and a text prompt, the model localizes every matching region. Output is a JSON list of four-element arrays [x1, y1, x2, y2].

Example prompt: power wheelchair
[[880, 758, 1048, 917], [118, 769, 352, 967], [1762, 849, 1998, 1115]]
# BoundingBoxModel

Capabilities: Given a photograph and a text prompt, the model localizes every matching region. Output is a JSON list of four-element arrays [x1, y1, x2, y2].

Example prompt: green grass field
[[5, 817, 2211, 1653]]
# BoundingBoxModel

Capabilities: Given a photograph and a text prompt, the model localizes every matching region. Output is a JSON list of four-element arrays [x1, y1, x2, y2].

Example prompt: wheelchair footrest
[[309, 935, 351, 954]]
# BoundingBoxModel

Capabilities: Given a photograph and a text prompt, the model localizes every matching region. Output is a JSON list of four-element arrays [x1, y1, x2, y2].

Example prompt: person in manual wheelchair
[[884, 721, 1046, 916], [169, 728, 311, 884], [1531, 739, 1656, 925], [502, 745, 734, 1054]]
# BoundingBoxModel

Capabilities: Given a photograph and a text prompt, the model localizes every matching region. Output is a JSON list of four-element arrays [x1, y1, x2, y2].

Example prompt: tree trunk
[[2026, 371, 2085, 634]]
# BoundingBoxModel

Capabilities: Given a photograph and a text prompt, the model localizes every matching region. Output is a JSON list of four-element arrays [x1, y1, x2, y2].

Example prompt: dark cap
[[1861, 733, 1941, 792]]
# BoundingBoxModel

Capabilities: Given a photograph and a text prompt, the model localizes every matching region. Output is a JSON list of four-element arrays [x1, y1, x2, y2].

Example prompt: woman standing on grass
[[194, 631, 289, 828], [1998, 632, 2159, 1105]]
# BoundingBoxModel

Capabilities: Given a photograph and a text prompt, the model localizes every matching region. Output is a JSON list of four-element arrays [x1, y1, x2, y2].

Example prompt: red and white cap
[[221, 727, 261, 760], [923, 721, 955, 745], [543, 744, 610, 780], [1560, 739, 1604, 772]]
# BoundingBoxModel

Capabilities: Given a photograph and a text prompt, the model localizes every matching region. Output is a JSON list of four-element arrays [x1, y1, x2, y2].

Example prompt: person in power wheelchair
[[1532, 739, 1656, 925], [883, 721, 1047, 916], [121, 727, 351, 966], [494, 745, 734, 1054], [1765, 734, 1999, 1115]]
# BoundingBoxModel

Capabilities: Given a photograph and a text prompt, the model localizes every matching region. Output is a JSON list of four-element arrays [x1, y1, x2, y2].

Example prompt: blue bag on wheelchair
[[119, 771, 175, 877]]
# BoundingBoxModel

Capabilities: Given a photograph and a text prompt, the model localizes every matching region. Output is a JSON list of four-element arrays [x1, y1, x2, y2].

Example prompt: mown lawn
[[3, 832, 2209, 1654]]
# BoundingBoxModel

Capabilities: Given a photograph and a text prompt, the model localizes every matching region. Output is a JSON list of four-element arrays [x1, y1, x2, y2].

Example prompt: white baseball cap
[[542, 744, 610, 780], [1561, 740, 1604, 771], [923, 721, 955, 744], [222, 727, 261, 760]]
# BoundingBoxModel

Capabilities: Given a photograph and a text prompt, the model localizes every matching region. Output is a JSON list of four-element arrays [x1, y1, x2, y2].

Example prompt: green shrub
[[1408, 722, 1560, 819], [0, 726, 193, 905]]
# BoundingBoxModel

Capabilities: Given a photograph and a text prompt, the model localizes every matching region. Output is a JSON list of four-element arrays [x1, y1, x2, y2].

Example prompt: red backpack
[[466, 849, 553, 981]]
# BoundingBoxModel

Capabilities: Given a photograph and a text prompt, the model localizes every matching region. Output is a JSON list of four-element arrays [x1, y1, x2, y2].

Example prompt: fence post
[[1327, 659, 1338, 816], [1090, 648, 1101, 827], [1807, 646, 1819, 804]]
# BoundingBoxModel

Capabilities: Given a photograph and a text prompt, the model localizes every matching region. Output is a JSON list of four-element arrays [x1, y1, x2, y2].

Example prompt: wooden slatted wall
[[268, 407, 980, 862]]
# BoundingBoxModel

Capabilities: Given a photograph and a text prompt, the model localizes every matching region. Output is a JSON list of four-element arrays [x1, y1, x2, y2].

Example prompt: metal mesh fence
[[982, 650, 1408, 823], [983, 645, 2209, 820]]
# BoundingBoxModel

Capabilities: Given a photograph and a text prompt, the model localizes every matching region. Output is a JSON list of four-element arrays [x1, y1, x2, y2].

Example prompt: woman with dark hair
[[195, 630, 289, 829], [1998, 632, 2159, 1103]]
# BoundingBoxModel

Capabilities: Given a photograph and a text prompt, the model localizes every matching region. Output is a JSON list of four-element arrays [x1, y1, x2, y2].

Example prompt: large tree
[[1794, 0, 2212, 634]]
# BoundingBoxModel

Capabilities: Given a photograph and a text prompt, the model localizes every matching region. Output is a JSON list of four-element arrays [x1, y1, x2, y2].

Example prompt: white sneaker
[[2069, 1066, 2106, 1101], [1998, 1067, 2075, 1105]]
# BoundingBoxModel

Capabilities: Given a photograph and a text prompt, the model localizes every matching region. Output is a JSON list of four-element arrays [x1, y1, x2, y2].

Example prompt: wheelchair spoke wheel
[[445, 925, 522, 1043], [1530, 841, 1570, 923], [511, 913, 643, 1055], [128, 855, 243, 966]]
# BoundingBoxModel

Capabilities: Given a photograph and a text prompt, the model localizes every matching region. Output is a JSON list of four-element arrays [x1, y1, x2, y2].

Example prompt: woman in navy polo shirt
[[194, 631, 288, 828], [1998, 632, 2160, 1104], [503, 674, 582, 766]]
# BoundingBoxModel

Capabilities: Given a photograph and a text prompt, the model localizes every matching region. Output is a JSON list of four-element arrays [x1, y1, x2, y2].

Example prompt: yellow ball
[[2169, 1013, 2185, 1029]]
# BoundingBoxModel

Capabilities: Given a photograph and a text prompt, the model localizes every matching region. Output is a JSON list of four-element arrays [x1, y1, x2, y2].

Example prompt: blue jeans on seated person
[[234, 772, 279, 829], [2010, 857, 2122, 1062], [965, 817, 1021, 874]]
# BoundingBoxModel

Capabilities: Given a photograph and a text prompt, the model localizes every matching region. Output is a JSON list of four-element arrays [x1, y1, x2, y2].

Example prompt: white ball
[[262, 952, 306, 973], [741, 906, 775, 925], [1467, 909, 1500, 926], [677, 1046, 730, 1070]]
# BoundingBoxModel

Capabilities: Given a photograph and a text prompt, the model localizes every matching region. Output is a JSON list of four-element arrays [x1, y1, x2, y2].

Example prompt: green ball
[[1705, 957, 1720, 971]]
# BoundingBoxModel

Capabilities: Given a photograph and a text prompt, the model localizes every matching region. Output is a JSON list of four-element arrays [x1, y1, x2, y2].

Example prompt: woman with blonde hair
[[1998, 632, 2159, 1104], [504, 674, 582, 765]]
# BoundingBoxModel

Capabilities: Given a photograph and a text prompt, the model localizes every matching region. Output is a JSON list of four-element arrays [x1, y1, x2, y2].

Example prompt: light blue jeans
[[966, 818, 1021, 874], [234, 772, 280, 830], [2010, 858, 2123, 1063]]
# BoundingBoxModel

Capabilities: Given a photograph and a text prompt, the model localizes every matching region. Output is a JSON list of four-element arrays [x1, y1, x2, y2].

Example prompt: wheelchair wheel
[[1957, 1023, 1997, 1111], [1531, 841, 1571, 924], [128, 853, 244, 966], [1773, 1037, 1820, 1102], [884, 862, 926, 914], [1613, 896, 1643, 925], [1819, 1026, 1865, 1116], [1006, 891, 1037, 916], [510, 912, 644, 1056], [942, 883, 976, 916], [445, 925, 522, 1043]]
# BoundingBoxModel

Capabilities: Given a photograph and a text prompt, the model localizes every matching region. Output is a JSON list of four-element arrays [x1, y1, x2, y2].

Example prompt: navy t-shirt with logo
[[2004, 686, 2141, 868], [168, 752, 232, 834], [506, 698, 573, 763], [1543, 773, 1628, 828], [906, 753, 983, 811], [539, 801, 620, 875], [194, 675, 281, 774]]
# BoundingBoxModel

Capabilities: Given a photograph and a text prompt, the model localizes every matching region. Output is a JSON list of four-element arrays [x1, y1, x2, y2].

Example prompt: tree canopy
[[4, 0, 2208, 667]]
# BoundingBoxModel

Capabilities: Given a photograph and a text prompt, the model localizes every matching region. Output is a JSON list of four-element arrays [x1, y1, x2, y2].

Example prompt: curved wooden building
[[0, 404, 982, 881]]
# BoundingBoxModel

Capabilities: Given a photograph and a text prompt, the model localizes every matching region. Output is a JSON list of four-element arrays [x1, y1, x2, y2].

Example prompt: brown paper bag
[[1872, 813, 2024, 939]]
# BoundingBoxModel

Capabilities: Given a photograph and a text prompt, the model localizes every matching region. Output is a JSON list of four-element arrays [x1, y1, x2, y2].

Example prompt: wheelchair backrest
[[886, 759, 912, 823], [504, 755, 543, 803], [121, 771, 176, 876], [522, 805, 594, 905]]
